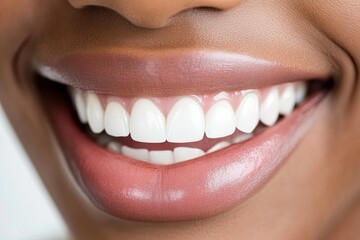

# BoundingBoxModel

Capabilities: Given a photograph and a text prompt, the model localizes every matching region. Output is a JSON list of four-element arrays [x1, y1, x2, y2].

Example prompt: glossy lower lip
[[45, 83, 324, 222], [35, 49, 329, 97]]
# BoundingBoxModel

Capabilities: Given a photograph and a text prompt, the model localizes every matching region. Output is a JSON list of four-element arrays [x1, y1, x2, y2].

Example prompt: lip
[[35, 49, 329, 97], [36, 50, 331, 221], [43, 80, 325, 221]]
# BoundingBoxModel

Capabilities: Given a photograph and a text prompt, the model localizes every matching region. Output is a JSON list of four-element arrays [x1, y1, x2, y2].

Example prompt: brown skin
[[1, 0, 360, 239]]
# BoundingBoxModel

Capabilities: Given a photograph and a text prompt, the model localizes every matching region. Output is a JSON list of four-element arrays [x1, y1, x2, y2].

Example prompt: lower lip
[[46, 86, 323, 222]]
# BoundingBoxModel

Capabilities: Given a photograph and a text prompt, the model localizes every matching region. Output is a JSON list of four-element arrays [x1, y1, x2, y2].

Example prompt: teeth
[[167, 97, 205, 143], [279, 84, 296, 116], [174, 147, 205, 163], [260, 88, 280, 126], [106, 142, 122, 153], [235, 92, 260, 133], [104, 101, 130, 137], [205, 100, 236, 138], [71, 81, 308, 164], [122, 145, 149, 162], [232, 133, 253, 144], [71, 88, 87, 123], [86, 92, 104, 133], [207, 141, 231, 153], [149, 150, 174, 165], [296, 83, 307, 104], [130, 99, 166, 143]]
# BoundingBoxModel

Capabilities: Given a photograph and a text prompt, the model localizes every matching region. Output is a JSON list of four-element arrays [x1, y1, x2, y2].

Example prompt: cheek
[[302, 0, 360, 160], [300, 1, 360, 70], [320, 1, 360, 52], [0, 0, 38, 56]]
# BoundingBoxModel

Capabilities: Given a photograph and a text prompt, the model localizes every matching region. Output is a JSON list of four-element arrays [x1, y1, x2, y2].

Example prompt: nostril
[[192, 6, 224, 14], [68, 0, 90, 9], [68, 0, 242, 29], [68, 1, 179, 29]]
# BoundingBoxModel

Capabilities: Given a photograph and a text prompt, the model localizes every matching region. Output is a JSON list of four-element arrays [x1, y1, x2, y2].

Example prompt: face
[[1, 0, 360, 239]]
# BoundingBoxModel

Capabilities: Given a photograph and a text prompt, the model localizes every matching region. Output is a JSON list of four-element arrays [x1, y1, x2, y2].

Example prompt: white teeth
[[149, 150, 174, 165], [104, 101, 130, 137], [130, 99, 166, 143], [71, 89, 87, 124], [232, 133, 253, 144], [174, 147, 205, 163], [72, 80, 308, 164], [121, 146, 149, 162], [279, 84, 296, 116], [260, 88, 280, 126], [86, 92, 104, 133], [167, 97, 205, 143], [235, 92, 260, 133], [296, 83, 307, 104], [207, 141, 231, 153], [205, 100, 236, 138], [106, 142, 122, 153]]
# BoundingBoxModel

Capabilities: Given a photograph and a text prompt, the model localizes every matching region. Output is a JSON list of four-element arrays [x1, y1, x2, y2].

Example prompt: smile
[[69, 82, 307, 164], [36, 50, 333, 221]]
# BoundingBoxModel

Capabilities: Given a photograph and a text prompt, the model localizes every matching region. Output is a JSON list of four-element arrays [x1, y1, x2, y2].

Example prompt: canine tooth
[[149, 150, 174, 165], [122, 146, 149, 161], [86, 92, 104, 133], [236, 92, 260, 133], [205, 100, 236, 138], [174, 147, 205, 163], [233, 133, 253, 144], [260, 88, 280, 126], [167, 97, 205, 143], [296, 83, 307, 104], [279, 84, 296, 116], [207, 141, 231, 153], [104, 101, 130, 137], [71, 88, 87, 123], [107, 142, 122, 153], [130, 99, 166, 143]]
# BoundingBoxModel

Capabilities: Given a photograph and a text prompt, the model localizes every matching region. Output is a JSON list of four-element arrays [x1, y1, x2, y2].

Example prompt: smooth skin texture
[[1, 0, 360, 239]]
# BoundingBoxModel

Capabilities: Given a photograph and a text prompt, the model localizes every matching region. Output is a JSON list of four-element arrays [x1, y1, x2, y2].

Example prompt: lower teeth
[[99, 132, 254, 165]]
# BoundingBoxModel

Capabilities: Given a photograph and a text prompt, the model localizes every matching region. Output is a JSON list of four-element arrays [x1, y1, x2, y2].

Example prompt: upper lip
[[34, 49, 330, 97]]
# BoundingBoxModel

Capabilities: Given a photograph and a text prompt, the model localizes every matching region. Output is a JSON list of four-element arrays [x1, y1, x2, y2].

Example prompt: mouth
[[70, 81, 309, 164], [35, 50, 333, 221]]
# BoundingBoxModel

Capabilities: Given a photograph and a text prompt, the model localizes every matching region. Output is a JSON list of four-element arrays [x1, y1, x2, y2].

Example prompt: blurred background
[[0, 105, 69, 240]]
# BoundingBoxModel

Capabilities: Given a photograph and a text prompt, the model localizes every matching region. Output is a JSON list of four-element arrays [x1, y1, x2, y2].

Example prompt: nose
[[68, 0, 241, 28]]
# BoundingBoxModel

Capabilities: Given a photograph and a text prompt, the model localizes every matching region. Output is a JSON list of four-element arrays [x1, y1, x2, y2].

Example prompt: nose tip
[[69, 0, 242, 29]]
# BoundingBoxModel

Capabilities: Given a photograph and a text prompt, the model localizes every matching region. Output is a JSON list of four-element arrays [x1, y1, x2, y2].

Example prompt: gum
[[79, 82, 305, 115]]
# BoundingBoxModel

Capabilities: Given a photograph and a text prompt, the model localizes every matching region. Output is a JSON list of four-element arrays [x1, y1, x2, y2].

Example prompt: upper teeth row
[[70, 83, 307, 144]]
